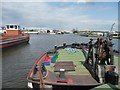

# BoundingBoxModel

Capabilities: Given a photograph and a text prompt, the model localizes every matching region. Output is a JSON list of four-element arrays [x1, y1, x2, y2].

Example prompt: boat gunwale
[[27, 53, 47, 81], [1, 34, 29, 42]]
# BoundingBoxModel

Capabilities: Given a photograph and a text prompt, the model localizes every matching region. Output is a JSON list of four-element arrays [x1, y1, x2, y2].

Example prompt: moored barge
[[0, 24, 30, 48]]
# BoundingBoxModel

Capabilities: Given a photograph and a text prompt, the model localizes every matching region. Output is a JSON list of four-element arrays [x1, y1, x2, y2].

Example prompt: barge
[[80, 34, 88, 37], [0, 24, 30, 48], [27, 39, 119, 90]]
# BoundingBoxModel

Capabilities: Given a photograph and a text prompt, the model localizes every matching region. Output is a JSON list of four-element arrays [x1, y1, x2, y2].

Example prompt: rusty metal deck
[[43, 71, 100, 86]]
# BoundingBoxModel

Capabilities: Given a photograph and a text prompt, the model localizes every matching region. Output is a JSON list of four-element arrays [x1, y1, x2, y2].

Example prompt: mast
[[109, 23, 115, 39]]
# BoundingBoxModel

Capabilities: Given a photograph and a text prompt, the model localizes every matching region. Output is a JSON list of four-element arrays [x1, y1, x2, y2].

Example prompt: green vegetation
[[88, 34, 99, 37]]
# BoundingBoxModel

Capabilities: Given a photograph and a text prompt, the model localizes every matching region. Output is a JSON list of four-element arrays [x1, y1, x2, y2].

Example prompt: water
[[2, 34, 119, 89]]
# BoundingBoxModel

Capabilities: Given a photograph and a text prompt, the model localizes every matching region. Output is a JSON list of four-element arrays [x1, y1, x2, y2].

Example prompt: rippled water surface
[[2, 34, 119, 88]]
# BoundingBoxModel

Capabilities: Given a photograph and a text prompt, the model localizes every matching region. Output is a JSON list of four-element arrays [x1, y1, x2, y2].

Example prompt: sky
[[1, 0, 119, 31]]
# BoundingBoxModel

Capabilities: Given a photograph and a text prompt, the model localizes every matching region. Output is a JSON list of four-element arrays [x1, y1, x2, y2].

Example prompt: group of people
[[94, 38, 113, 65]]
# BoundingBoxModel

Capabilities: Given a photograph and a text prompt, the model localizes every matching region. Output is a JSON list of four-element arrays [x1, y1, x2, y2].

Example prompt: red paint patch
[[45, 56, 51, 62], [67, 78, 73, 84], [56, 78, 73, 84]]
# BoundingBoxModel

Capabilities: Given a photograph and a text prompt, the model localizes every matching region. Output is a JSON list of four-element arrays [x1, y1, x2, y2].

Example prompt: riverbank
[[88, 34, 120, 39]]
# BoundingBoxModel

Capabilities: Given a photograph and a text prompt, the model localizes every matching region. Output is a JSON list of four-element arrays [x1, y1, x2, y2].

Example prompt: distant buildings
[[0, 26, 119, 38], [23, 28, 73, 34]]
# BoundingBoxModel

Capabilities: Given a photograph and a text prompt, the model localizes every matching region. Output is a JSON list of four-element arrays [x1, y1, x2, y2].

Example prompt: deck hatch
[[54, 61, 75, 72]]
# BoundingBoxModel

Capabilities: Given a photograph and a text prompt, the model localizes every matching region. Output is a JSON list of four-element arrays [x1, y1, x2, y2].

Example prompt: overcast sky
[[1, 1, 119, 31]]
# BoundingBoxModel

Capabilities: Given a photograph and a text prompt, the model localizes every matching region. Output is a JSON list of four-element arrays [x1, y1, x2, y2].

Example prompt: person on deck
[[103, 40, 110, 65], [99, 40, 110, 65], [94, 38, 100, 58]]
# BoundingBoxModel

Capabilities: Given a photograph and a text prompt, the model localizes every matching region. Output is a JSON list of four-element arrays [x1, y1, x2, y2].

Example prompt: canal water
[[2, 34, 119, 89]]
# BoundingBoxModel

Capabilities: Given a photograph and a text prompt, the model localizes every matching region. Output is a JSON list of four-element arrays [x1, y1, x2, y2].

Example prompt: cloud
[[1, 0, 120, 2], [1, 2, 118, 30]]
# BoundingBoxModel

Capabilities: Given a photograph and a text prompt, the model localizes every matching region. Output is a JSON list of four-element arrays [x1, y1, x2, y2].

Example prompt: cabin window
[[18, 26, 20, 29], [15, 25, 17, 29], [6, 25, 9, 29], [10, 25, 14, 28]]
